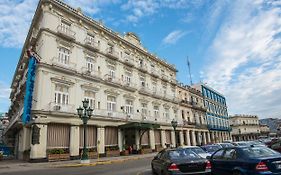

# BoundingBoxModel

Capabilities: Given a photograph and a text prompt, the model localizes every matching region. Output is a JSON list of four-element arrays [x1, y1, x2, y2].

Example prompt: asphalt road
[[0, 157, 153, 175]]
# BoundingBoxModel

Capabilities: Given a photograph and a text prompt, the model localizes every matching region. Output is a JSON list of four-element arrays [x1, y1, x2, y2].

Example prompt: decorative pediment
[[123, 93, 136, 99], [152, 100, 161, 106], [83, 49, 97, 58], [163, 103, 171, 109], [50, 76, 74, 86], [81, 83, 100, 92], [104, 89, 120, 96], [56, 38, 74, 49], [139, 97, 149, 103]]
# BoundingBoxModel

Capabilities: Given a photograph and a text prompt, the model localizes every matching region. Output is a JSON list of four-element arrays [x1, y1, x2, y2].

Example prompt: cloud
[[0, 81, 10, 112], [202, 0, 281, 118], [0, 0, 37, 48], [121, 0, 159, 23], [162, 30, 188, 45]]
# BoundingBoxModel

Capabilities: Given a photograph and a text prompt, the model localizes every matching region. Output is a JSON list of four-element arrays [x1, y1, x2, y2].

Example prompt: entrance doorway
[[124, 129, 136, 153]]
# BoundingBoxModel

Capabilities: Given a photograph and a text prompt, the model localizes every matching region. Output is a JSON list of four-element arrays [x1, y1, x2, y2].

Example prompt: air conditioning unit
[[53, 105, 61, 111], [108, 112, 113, 117], [141, 82, 145, 87], [108, 77, 113, 81]]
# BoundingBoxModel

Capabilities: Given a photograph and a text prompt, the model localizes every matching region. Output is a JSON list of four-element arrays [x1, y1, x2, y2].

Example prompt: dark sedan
[[208, 146, 281, 175], [151, 148, 211, 175]]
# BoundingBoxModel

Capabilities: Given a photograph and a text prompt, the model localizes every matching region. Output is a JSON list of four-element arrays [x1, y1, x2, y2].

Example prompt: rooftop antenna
[[187, 57, 193, 85]]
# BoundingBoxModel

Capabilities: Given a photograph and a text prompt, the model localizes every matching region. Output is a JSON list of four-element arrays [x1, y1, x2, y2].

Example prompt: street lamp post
[[171, 119, 178, 148], [77, 99, 93, 163]]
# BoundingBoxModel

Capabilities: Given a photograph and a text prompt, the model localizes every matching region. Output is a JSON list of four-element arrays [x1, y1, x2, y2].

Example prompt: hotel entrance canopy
[[119, 122, 160, 130]]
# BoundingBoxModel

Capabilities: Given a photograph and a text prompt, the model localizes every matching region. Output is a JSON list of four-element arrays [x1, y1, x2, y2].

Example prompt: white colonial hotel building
[[4, 0, 231, 161]]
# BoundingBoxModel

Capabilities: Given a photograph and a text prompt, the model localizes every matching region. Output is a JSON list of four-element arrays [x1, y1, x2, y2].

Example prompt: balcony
[[161, 74, 169, 82], [122, 55, 135, 67], [195, 123, 208, 129], [94, 109, 129, 121], [150, 69, 160, 78], [105, 48, 119, 60], [138, 64, 148, 73], [163, 93, 180, 103], [152, 90, 162, 99], [104, 75, 122, 87], [51, 57, 77, 72], [57, 25, 75, 41], [84, 37, 100, 51], [81, 67, 102, 81], [170, 78, 177, 85], [122, 81, 137, 92], [49, 102, 75, 113], [207, 124, 231, 131], [139, 86, 152, 96]]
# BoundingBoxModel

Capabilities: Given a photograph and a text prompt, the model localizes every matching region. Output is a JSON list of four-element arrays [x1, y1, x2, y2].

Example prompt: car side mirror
[[206, 156, 211, 160]]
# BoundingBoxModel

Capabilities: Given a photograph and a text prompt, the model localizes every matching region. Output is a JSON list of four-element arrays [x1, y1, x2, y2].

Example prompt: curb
[[56, 156, 151, 168]]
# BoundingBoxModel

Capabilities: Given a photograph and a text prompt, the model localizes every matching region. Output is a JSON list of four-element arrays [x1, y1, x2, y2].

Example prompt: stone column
[[118, 129, 123, 151], [186, 130, 191, 146], [191, 130, 197, 146], [135, 130, 140, 150], [161, 130, 166, 148], [207, 132, 211, 144], [197, 131, 202, 146], [149, 130, 156, 150], [171, 130, 176, 148], [70, 125, 79, 158], [97, 126, 105, 154], [18, 126, 31, 160], [179, 131, 184, 146], [30, 124, 47, 160], [202, 132, 207, 145]]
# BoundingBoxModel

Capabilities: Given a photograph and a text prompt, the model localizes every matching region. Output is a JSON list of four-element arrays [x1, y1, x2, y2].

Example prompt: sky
[[0, 0, 280, 119]]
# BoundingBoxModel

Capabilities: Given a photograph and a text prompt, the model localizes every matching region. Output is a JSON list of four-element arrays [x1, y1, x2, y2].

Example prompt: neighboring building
[[177, 84, 211, 146], [230, 114, 261, 141], [4, 0, 232, 161], [193, 83, 231, 143], [259, 124, 270, 138], [0, 113, 9, 144], [260, 118, 281, 133]]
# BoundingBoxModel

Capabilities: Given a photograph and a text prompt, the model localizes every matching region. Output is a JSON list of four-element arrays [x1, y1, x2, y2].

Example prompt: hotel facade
[[4, 0, 231, 161]]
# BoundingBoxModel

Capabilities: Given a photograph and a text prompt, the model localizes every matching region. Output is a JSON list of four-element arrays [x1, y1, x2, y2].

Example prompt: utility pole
[[187, 57, 193, 85]]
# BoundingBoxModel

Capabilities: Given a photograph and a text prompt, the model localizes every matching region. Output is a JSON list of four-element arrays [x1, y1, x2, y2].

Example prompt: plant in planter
[[47, 148, 70, 162], [23, 150, 30, 161], [88, 147, 98, 159], [120, 145, 129, 156], [105, 145, 120, 157], [140, 145, 152, 154]]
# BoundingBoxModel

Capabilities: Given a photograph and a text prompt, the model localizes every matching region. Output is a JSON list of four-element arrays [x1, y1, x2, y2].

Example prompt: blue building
[[193, 83, 231, 143]]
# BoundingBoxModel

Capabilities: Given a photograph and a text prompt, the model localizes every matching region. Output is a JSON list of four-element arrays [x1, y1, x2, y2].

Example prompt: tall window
[[124, 71, 132, 84], [108, 65, 115, 78], [58, 47, 70, 65], [154, 106, 159, 118], [84, 91, 95, 109], [54, 84, 69, 105], [152, 81, 157, 92], [125, 99, 133, 114], [60, 21, 70, 33], [164, 108, 169, 119], [86, 34, 95, 43], [86, 57, 94, 72], [140, 76, 145, 87], [108, 44, 113, 53], [141, 103, 147, 116], [107, 96, 116, 111], [163, 85, 167, 95]]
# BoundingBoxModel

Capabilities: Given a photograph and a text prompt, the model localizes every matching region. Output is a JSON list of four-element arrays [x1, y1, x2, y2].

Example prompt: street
[[0, 157, 153, 175]]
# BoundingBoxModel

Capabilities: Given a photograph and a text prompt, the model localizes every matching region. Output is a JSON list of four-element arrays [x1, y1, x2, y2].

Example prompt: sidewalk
[[0, 153, 156, 173]]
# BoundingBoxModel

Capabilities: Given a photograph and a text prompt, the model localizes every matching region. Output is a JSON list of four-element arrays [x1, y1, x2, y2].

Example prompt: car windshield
[[169, 149, 201, 160], [242, 147, 280, 158], [190, 147, 206, 154], [203, 145, 221, 152], [220, 143, 233, 148]]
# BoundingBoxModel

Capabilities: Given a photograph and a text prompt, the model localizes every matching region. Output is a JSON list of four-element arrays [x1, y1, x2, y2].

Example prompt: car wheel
[[233, 171, 243, 175], [151, 165, 157, 175]]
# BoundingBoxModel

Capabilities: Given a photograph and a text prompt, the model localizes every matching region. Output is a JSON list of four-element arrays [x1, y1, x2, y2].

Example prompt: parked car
[[216, 143, 234, 148], [201, 145, 221, 155], [179, 146, 211, 159], [151, 148, 211, 175], [270, 140, 281, 153], [208, 146, 281, 175], [232, 141, 252, 147]]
